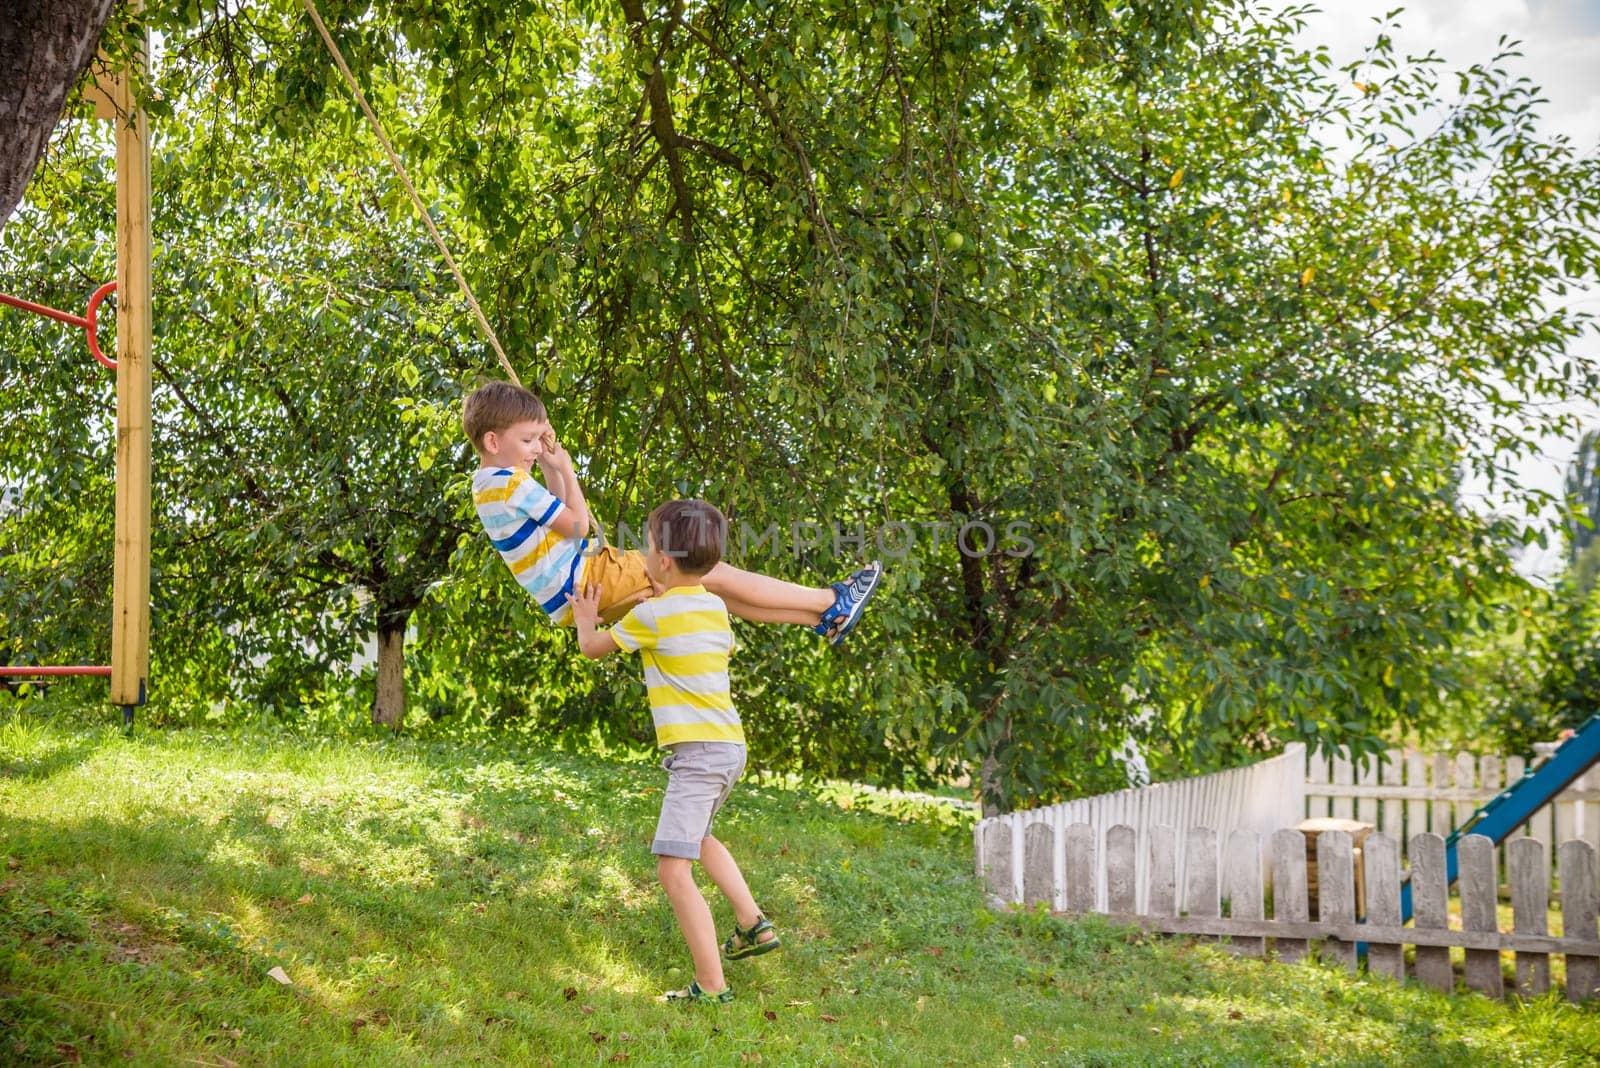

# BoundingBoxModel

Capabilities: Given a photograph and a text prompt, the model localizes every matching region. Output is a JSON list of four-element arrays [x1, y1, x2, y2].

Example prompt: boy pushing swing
[[569, 499, 776, 1004]]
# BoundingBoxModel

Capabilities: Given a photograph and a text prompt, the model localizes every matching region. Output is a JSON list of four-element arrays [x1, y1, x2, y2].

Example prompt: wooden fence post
[[982, 821, 1013, 901], [1505, 754, 1529, 846], [1023, 821, 1054, 907], [1405, 751, 1427, 844], [1356, 754, 1379, 829], [1378, 750, 1404, 843], [1270, 828, 1309, 963], [1224, 829, 1264, 957], [1332, 750, 1354, 820], [1364, 832, 1404, 980], [1429, 754, 1452, 836], [1064, 823, 1096, 913], [1578, 765, 1600, 854], [1147, 825, 1177, 918], [1453, 753, 1478, 836], [1460, 835, 1504, 998], [1560, 839, 1600, 1003], [1556, 759, 1579, 855], [1317, 830, 1356, 972], [1410, 832, 1453, 992], [1306, 747, 1329, 820], [1509, 838, 1550, 996], [1184, 827, 1219, 929], [1107, 825, 1138, 914], [1531, 747, 1556, 856]]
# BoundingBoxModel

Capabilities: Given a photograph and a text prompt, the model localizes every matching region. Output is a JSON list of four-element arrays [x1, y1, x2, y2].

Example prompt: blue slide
[[1398, 712, 1600, 924]]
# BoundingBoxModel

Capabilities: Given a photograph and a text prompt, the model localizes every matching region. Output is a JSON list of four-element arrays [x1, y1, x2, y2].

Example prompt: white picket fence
[[974, 738, 1600, 998], [975, 740, 1600, 908], [972, 745, 1306, 911], [1304, 744, 1600, 862], [975, 822, 1600, 1002]]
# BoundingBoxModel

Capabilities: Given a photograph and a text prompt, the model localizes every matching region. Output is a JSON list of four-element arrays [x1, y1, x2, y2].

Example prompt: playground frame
[[0, 39, 152, 727]]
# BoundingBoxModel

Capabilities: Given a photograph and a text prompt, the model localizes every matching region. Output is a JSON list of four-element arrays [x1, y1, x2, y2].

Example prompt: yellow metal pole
[[109, 32, 152, 720]]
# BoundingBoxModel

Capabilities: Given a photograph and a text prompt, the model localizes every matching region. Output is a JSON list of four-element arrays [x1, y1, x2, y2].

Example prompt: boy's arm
[[538, 431, 592, 539], [567, 583, 618, 659]]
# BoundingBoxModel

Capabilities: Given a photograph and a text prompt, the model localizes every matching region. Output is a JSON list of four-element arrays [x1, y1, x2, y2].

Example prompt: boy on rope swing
[[462, 380, 881, 641], [569, 499, 777, 1004]]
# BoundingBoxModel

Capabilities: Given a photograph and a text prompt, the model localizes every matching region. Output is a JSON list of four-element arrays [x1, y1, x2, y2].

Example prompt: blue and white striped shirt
[[472, 467, 586, 621]]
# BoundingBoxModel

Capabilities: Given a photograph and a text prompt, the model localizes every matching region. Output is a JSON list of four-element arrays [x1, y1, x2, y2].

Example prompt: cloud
[[1529, 0, 1600, 36], [1280, 0, 1599, 145]]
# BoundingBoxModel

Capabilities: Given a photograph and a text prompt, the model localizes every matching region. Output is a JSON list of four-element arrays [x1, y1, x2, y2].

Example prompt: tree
[[405, 0, 1592, 810], [1566, 428, 1600, 578], [1, 11, 484, 728], [279, 0, 1593, 809], [4, 1, 1596, 813], [1478, 436, 1600, 752], [0, 0, 117, 228]]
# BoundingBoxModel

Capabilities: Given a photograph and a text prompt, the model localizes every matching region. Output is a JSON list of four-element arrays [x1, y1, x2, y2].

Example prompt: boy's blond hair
[[463, 381, 548, 453]]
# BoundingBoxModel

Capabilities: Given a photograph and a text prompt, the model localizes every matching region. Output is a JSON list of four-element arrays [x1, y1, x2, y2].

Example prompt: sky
[[1274, 1, 1600, 576]]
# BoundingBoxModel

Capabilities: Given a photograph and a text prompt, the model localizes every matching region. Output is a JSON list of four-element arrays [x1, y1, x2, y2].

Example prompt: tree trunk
[[0, 0, 118, 229], [373, 620, 406, 730], [979, 750, 1003, 819], [944, 477, 1014, 815], [979, 709, 1012, 818]]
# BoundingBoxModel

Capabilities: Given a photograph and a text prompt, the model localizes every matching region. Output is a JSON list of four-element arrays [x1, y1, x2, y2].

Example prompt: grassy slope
[[2, 714, 1598, 1067]]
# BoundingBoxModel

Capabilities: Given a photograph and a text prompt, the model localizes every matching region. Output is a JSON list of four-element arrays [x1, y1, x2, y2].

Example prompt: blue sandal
[[811, 561, 883, 647], [723, 915, 782, 960]]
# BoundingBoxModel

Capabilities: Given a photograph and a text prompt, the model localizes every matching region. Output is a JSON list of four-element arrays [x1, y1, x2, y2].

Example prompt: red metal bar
[[0, 290, 88, 328], [84, 281, 118, 370], [0, 666, 113, 677], [0, 282, 118, 370]]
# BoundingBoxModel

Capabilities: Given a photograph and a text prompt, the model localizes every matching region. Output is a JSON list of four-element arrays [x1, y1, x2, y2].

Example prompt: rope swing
[[299, 0, 522, 388]]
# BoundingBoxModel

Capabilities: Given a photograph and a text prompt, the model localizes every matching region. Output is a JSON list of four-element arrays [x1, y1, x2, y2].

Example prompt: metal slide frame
[[1398, 712, 1600, 924]]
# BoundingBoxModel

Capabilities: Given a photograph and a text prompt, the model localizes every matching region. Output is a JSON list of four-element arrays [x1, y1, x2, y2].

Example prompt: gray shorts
[[652, 741, 748, 859]]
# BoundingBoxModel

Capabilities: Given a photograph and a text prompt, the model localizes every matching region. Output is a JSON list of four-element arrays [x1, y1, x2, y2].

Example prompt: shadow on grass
[[0, 810, 635, 1065], [0, 734, 102, 784]]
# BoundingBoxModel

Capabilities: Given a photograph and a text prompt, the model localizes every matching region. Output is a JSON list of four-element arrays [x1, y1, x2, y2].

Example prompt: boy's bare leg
[[658, 856, 727, 992], [703, 563, 833, 617], [717, 595, 821, 626], [699, 835, 777, 945]]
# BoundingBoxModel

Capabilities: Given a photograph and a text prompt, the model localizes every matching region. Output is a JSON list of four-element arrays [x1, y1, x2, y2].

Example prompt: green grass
[[2, 713, 1598, 1066]]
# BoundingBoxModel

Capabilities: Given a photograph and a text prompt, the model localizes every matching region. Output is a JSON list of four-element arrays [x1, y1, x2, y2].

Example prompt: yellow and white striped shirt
[[610, 585, 742, 748]]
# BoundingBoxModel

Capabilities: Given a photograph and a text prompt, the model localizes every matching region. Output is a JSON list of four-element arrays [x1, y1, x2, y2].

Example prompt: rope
[[299, 0, 521, 388]]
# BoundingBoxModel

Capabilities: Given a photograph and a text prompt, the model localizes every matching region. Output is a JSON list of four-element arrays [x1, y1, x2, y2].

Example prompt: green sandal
[[723, 915, 782, 961], [660, 980, 735, 1005]]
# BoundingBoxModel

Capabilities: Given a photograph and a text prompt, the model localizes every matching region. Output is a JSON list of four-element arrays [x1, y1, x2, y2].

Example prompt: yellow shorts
[[571, 545, 653, 626]]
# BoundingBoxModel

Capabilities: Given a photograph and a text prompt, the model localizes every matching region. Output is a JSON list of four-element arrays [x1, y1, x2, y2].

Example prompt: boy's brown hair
[[462, 381, 548, 452], [647, 499, 727, 577]]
